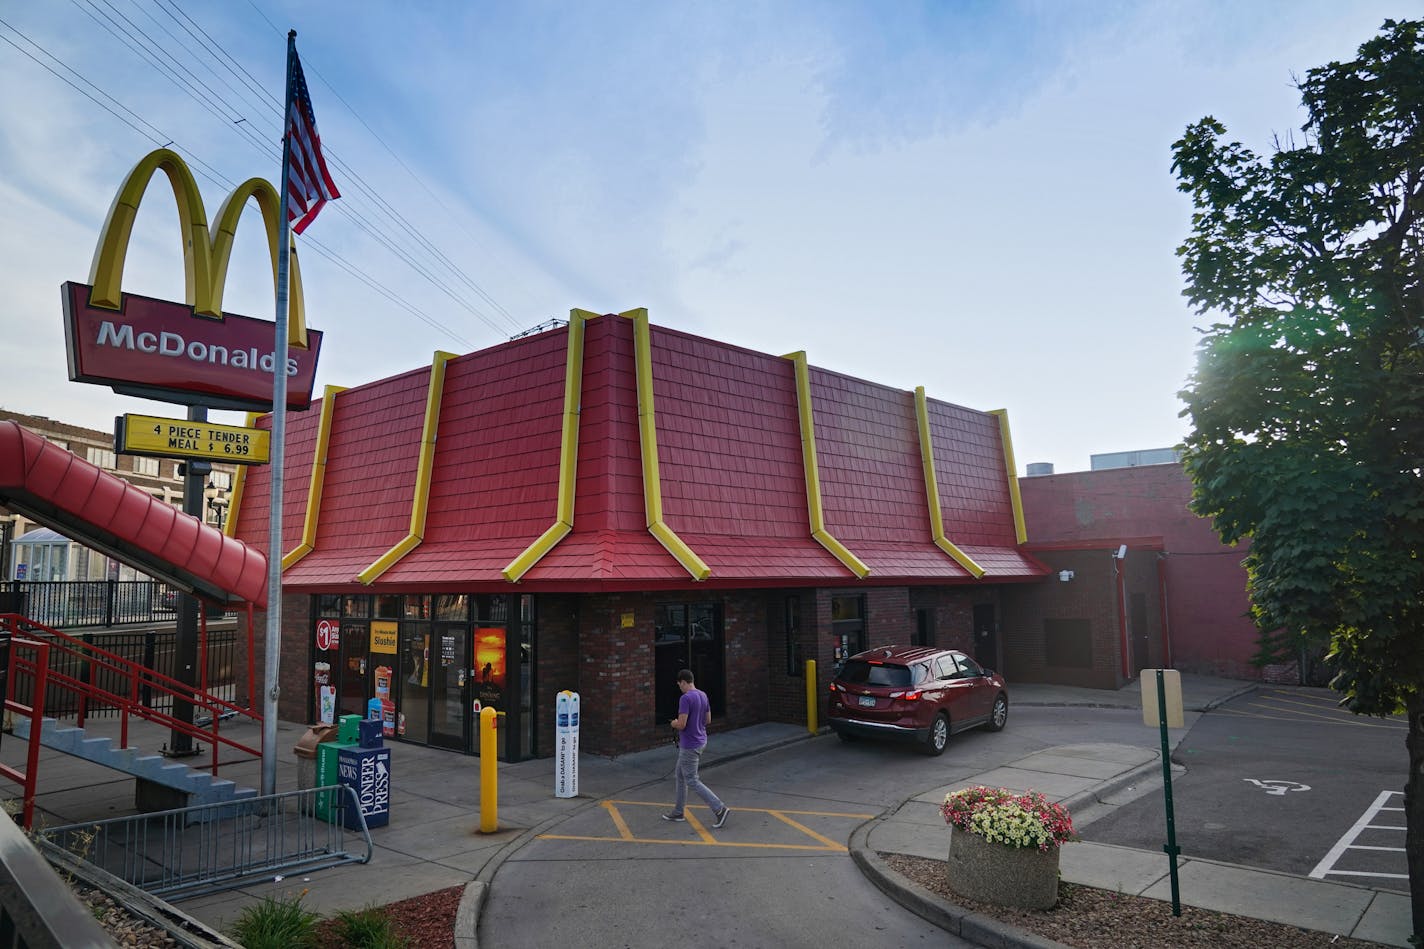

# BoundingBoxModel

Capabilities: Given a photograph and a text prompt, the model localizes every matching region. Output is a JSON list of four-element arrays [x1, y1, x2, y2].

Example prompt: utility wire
[[149, 0, 523, 337], [8, 4, 521, 345]]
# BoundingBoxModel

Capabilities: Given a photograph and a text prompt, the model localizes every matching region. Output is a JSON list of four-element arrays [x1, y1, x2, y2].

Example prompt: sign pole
[[167, 405, 210, 757], [1156, 668, 1182, 916], [261, 29, 298, 797]]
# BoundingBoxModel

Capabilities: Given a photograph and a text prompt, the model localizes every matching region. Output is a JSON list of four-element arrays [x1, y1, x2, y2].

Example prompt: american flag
[[285, 50, 339, 234]]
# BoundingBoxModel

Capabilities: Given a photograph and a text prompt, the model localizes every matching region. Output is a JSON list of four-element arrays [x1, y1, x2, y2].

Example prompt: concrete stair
[[13, 717, 257, 815]]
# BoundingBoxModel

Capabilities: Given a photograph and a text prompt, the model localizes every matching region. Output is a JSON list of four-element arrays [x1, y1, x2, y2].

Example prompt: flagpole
[[264, 28, 298, 797]]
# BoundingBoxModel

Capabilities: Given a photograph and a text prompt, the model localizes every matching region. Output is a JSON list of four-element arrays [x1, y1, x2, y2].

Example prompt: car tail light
[[889, 690, 922, 701]]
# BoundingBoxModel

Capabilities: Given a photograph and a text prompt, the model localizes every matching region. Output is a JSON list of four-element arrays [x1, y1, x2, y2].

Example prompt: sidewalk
[[6, 675, 1414, 948]]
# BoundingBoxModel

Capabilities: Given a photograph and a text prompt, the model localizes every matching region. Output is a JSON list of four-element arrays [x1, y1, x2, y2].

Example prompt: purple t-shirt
[[677, 687, 710, 748]]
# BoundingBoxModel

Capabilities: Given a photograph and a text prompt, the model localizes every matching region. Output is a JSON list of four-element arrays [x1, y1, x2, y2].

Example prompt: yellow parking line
[[769, 810, 845, 851], [600, 800, 635, 841], [1251, 699, 1408, 728], [534, 801, 876, 851]]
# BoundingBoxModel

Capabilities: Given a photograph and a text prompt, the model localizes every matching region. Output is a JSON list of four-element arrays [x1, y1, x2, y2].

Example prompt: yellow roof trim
[[622, 308, 710, 581], [915, 387, 985, 579], [503, 311, 590, 582], [282, 384, 347, 571], [989, 408, 1028, 544], [357, 351, 455, 585], [783, 351, 870, 579]]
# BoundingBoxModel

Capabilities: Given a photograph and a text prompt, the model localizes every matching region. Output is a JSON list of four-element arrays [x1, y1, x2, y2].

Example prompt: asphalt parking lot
[[1081, 686, 1409, 891]]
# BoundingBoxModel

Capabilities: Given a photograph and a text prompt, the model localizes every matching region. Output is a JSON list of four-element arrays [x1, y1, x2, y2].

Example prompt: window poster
[[474, 627, 506, 712]]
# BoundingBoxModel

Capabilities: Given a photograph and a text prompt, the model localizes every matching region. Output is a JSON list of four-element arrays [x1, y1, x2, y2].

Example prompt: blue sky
[[0, 1, 1409, 473]]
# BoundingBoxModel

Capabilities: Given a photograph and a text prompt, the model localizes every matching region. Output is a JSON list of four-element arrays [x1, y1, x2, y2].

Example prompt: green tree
[[1172, 18, 1424, 942]]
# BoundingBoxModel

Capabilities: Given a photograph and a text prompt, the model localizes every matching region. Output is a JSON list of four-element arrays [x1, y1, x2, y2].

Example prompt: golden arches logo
[[88, 147, 310, 347]]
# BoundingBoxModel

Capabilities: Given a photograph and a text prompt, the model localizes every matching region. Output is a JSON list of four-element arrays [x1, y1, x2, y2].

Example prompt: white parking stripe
[[1310, 789, 1404, 881]]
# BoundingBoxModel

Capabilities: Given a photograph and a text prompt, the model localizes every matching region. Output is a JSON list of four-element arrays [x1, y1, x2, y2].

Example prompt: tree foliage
[[1172, 19, 1423, 941], [1173, 18, 1424, 711]]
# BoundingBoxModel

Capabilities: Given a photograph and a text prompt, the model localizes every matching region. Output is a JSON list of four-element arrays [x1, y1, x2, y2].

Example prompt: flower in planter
[[940, 785, 1077, 852]]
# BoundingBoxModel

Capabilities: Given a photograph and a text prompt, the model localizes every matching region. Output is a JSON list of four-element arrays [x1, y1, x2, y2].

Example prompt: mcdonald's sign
[[61, 148, 324, 412]]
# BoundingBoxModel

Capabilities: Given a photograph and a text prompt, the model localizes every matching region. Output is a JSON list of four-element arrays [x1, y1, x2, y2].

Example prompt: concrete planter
[[945, 827, 1060, 909]]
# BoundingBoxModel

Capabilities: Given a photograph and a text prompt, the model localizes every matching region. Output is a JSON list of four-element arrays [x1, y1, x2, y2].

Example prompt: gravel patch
[[883, 853, 1391, 948]]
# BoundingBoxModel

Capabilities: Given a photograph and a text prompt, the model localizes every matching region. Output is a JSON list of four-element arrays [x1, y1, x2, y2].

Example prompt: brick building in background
[[1015, 454, 1264, 685]]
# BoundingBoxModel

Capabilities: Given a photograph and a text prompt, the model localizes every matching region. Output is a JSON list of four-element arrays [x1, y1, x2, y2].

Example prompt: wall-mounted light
[[1114, 544, 1128, 559], [1058, 569, 1075, 582]]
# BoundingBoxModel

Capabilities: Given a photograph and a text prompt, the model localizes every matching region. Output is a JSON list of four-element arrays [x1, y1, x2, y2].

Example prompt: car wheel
[[985, 694, 1008, 732], [922, 713, 949, 756]]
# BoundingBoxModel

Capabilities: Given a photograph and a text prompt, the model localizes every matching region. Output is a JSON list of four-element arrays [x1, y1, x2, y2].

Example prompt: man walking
[[663, 668, 730, 828]]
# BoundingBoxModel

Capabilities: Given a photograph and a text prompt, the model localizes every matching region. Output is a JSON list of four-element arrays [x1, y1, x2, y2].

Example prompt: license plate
[[857, 695, 877, 708]]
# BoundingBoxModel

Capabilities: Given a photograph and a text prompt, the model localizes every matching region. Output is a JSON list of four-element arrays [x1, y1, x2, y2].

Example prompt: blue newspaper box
[[337, 745, 392, 830], [357, 717, 383, 748]]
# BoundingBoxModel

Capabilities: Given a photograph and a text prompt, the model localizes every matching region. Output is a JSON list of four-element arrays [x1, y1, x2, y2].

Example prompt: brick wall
[[241, 593, 313, 724], [1000, 550, 1123, 689]]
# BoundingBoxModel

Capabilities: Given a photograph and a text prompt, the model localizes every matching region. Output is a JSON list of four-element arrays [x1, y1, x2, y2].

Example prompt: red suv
[[827, 645, 1008, 755]]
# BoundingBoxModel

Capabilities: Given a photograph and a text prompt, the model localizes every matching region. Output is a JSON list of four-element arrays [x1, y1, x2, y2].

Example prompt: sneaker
[[713, 807, 730, 829], [661, 812, 685, 822]]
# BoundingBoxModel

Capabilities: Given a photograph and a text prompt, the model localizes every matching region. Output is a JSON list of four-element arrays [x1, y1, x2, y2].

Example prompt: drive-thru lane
[[477, 703, 1176, 949]]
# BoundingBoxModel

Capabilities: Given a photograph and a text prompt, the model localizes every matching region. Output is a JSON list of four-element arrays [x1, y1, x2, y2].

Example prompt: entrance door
[[654, 602, 724, 722], [430, 623, 469, 751], [972, 604, 998, 670], [337, 623, 370, 718]]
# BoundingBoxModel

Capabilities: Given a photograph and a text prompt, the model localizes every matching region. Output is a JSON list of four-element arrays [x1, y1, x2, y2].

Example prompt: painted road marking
[[1214, 707, 1406, 730], [1310, 790, 1408, 883], [537, 800, 875, 852], [1243, 779, 1310, 796]]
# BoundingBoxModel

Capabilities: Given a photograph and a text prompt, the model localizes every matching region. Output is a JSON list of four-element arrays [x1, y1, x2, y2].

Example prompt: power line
[[7, 5, 523, 348]]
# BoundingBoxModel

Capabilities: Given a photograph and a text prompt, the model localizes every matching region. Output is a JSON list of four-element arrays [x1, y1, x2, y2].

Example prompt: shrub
[[230, 892, 320, 949], [330, 905, 410, 948]]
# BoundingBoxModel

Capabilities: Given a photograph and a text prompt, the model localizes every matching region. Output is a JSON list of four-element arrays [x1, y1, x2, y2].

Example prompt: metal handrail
[[0, 637, 49, 828], [0, 614, 261, 774]]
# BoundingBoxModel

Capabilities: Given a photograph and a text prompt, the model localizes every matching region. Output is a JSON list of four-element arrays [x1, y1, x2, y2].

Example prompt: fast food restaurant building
[[230, 309, 1054, 761]]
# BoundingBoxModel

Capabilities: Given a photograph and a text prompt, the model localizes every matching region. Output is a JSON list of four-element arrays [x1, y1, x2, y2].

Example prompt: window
[[132, 456, 160, 477], [933, 655, 957, 680], [210, 471, 232, 490], [86, 447, 116, 469]]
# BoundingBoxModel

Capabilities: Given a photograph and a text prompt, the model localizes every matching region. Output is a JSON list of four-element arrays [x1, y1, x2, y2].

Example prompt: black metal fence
[[0, 579, 205, 629], [7, 626, 240, 720]]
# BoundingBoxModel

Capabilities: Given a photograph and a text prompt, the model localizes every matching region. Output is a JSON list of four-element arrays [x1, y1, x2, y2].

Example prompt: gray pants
[[674, 745, 724, 815]]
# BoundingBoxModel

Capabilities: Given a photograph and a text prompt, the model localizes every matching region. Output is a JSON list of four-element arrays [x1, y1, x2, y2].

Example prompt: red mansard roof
[[0, 421, 267, 605], [234, 314, 1047, 592]]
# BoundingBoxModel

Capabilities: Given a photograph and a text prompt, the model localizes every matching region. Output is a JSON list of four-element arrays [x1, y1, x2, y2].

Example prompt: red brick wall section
[[240, 594, 314, 725], [1019, 464, 1261, 680], [999, 550, 1123, 689], [535, 594, 580, 758]]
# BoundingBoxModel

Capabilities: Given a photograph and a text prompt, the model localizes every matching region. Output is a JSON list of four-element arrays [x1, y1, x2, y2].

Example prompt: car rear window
[[839, 660, 913, 688]]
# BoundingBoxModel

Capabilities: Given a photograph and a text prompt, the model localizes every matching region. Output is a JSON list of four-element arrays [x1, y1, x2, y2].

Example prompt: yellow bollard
[[480, 706, 497, 832], [805, 659, 818, 734]]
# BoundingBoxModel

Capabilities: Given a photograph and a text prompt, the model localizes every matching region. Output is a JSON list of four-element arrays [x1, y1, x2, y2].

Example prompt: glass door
[[430, 623, 469, 751], [654, 602, 724, 722]]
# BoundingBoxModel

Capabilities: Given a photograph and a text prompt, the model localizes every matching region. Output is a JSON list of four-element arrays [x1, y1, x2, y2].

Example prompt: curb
[[452, 881, 484, 949], [848, 820, 1070, 949]]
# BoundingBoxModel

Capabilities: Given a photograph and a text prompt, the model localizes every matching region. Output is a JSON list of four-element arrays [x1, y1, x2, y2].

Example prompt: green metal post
[[1157, 668, 1182, 916]]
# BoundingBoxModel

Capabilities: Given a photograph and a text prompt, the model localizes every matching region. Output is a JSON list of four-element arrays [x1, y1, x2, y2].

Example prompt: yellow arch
[[88, 148, 310, 347]]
